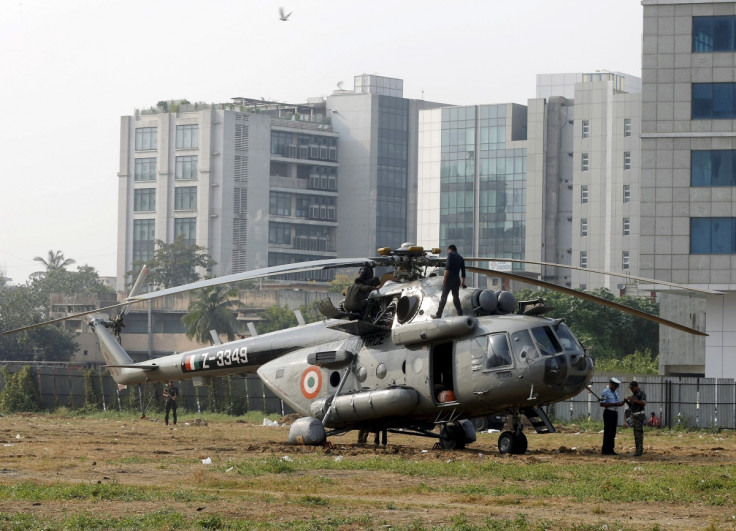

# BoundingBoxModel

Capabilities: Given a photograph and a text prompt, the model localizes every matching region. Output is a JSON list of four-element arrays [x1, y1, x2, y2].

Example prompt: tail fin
[[90, 319, 152, 385]]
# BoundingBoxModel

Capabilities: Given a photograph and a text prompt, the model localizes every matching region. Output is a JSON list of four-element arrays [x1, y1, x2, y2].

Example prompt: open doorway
[[431, 342, 456, 403]]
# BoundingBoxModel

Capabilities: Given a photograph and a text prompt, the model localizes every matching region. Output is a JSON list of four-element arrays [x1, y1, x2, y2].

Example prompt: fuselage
[[258, 277, 594, 430]]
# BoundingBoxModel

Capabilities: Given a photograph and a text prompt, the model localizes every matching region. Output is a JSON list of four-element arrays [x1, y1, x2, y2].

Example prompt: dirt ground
[[1, 414, 735, 530]]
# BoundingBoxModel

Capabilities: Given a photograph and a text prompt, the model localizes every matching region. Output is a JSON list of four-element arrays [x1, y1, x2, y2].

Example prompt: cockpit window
[[485, 333, 512, 369], [531, 326, 563, 356], [554, 322, 583, 352], [510, 329, 539, 362]]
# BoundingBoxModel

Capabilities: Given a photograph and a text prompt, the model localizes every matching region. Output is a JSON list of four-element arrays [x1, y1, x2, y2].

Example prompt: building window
[[691, 150, 736, 186], [693, 16, 736, 52], [623, 184, 631, 203], [582, 120, 590, 139], [174, 186, 197, 210], [624, 151, 631, 170], [134, 158, 156, 181], [581, 218, 588, 237], [624, 118, 632, 137], [174, 218, 196, 247], [270, 192, 291, 216], [691, 218, 736, 253], [295, 196, 310, 218], [622, 251, 630, 271], [692, 83, 736, 119], [133, 219, 155, 263], [175, 155, 198, 180], [581, 153, 589, 172], [580, 251, 588, 269], [135, 127, 157, 151], [269, 222, 292, 244], [623, 217, 630, 236], [581, 185, 589, 204], [176, 124, 199, 149], [134, 188, 156, 212]]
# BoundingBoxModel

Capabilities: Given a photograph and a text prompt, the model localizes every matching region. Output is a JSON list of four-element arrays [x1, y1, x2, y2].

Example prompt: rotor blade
[[120, 264, 149, 318], [466, 257, 722, 296], [2, 302, 133, 336], [129, 257, 372, 302], [127, 264, 149, 299], [467, 266, 707, 337]]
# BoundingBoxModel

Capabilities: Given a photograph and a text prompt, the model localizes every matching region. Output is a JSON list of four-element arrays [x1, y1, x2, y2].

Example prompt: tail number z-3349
[[181, 347, 249, 373]]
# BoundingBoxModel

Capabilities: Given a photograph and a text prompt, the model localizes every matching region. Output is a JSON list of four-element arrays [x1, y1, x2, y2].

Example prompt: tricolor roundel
[[300, 367, 322, 399]]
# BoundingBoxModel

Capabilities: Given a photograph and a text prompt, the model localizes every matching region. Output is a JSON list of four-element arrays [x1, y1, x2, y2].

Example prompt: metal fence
[[0, 364, 290, 416], [547, 372, 736, 429], [2, 365, 735, 428]]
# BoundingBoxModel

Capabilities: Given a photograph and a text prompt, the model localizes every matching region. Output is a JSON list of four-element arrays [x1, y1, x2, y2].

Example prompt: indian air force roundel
[[300, 367, 322, 399]]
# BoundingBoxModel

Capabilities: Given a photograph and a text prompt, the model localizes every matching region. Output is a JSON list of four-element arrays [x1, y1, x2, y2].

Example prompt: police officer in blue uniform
[[600, 377, 624, 455]]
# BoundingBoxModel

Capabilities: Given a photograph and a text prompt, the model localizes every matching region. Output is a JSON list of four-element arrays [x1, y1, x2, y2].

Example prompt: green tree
[[516, 287, 659, 360], [130, 235, 215, 289], [32, 250, 76, 275], [183, 285, 241, 344], [594, 350, 659, 374], [0, 257, 111, 362], [329, 273, 353, 293], [257, 305, 298, 334]]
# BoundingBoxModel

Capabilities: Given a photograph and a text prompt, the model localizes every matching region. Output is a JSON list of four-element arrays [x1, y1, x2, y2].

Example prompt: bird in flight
[[279, 7, 292, 21]]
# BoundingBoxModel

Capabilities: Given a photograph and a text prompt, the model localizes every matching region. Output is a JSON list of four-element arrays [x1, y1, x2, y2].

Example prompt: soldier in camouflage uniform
[[625, 381, 647, 456]]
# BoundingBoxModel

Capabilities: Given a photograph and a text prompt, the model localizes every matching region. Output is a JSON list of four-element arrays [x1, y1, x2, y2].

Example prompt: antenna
[[337, 81, 345, 91]]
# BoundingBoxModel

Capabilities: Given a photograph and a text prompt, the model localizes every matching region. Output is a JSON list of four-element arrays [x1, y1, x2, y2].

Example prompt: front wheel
[[497, 431, 527, 455]]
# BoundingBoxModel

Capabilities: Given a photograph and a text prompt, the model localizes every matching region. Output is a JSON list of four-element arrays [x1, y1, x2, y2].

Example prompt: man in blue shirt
[[600, 377, 624, 455], [433, 244, 466, 319]]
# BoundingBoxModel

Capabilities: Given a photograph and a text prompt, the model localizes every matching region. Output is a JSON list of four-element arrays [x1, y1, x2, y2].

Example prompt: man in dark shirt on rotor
[[433, 244, 466, 319]]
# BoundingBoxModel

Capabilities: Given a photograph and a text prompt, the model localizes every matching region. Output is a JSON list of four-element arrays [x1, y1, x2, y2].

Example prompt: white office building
[[641, 0, 736, 377]]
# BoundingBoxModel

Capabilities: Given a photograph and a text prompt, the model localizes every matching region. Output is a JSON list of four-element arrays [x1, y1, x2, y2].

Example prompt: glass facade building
[[439, 105, 527, 263]]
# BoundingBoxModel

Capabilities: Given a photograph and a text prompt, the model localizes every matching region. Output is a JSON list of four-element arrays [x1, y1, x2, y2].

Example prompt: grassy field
[[0, 412, 734, 530]]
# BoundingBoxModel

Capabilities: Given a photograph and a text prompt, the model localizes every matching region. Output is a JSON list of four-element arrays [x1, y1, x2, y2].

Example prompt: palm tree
[[33, 250, 76, 272], [182, 285, 242, 344]]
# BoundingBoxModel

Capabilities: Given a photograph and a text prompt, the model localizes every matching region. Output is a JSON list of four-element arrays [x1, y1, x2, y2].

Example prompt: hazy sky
[[0, 0, 643, 285]]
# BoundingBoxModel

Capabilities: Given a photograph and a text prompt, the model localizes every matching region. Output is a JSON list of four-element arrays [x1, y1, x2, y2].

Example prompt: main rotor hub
[[373, 244, 444, 280]]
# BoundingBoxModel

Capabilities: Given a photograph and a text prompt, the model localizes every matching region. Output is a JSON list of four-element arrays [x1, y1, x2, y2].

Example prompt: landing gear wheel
[[497, 431, 528, 455], [511, 432, 527, 454], [471, 417, 489, 432], [439, 422, 467, 449]]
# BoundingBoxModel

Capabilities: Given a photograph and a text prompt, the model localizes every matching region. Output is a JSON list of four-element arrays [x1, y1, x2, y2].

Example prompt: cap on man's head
[[610, 377, 621, 386], [629, 380, 638, 388]]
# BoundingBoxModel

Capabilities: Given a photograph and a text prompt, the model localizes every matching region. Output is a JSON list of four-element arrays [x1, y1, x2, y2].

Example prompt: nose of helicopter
[[543, 351, 594, 395]]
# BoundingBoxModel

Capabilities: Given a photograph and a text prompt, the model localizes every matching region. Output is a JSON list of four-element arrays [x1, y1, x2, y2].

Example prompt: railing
[[549, 372, 736, 429]]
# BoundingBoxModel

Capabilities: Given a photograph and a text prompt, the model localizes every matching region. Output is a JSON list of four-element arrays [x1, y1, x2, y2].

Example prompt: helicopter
[[3, 243, 713, 454]]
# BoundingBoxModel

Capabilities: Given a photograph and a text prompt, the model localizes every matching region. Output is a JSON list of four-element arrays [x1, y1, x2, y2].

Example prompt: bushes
[[0, 366, 41, 413]]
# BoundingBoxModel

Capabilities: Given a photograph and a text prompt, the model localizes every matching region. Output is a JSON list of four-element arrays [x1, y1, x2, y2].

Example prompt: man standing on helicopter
[[433, 244, 466, 319]]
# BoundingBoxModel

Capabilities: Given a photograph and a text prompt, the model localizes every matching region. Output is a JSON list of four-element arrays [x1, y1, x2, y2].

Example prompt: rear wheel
[[439, 422, 466, 449], [471, 417, 489, 432]]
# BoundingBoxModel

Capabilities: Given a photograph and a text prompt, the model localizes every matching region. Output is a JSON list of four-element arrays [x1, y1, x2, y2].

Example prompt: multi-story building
[[117, 75, 445, 289], [567, 73, 642, 292], [117, 99, 339, 289], [417, 103, 529, 289], [326, 75, 446, 255], [641, 0, 736, 377], [417, 72, 641, 292]]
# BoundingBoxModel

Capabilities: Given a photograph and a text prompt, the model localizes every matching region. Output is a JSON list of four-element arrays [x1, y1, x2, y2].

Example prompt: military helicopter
[[3, 243, 712, 453]]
